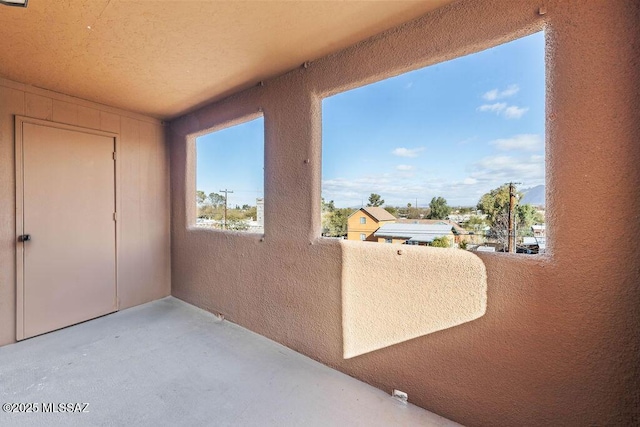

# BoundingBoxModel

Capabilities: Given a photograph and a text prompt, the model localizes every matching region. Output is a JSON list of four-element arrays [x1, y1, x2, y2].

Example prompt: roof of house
[[354, 207, 397, 222], [374, 223, 452, 243], [396, 218, 466, 234]]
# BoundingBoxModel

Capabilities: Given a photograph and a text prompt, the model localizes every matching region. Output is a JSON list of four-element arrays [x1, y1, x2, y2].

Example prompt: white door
[[16, 118, 118, 340]]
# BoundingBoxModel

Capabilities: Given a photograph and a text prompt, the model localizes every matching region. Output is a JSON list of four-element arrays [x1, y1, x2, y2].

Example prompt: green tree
[[427, 196, 451, 219], [321, 198, 335, 213], [383, 205, 398, 217], [243, 206, 257, 220], [196, 190, 207, 206], [464, 215, 489, 233], [323, 208, 352, 237], [367, 193, 384, 207], [517, 204, 545, 237], [477, 184, 542, 248], [431, 236, 451, 248], [476, 184, 520, 224], [208, 192, 226, 207], [199, 205, 222, 220]]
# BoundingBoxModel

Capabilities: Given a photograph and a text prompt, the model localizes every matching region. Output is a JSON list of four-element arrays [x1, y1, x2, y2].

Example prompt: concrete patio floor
[[0, 297, 459, 426]]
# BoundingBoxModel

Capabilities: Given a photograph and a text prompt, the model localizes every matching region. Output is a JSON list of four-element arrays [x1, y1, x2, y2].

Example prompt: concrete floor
[[0, 297, 459, 427]]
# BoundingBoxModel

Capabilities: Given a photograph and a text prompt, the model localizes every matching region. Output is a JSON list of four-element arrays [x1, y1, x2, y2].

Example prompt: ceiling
[[0, 1, 453, 119]]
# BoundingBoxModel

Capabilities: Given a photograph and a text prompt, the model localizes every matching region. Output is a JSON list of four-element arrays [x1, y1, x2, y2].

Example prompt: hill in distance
[[521, 185, 545, 206]]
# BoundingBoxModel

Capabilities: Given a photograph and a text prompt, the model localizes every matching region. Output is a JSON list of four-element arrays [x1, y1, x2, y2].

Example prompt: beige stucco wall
[[0, 79, 171, 346], [169, 0, 640, 425]]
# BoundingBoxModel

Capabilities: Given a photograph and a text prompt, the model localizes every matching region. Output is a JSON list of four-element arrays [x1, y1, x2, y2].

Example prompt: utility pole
[[507, 182, 517, 253], [219, 189, 234, 230]]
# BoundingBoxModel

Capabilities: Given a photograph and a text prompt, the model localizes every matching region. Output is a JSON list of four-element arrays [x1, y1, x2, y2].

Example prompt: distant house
[[373, 223, 454, 246], [531, 224, 545, 238], [396, 218, 480, 245], [521, 224, 546, 254], [347, 207, 396, 242]]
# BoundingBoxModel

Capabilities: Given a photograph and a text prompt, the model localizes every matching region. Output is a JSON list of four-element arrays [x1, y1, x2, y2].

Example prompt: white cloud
[[483, 84, 519, 101], [322, 161, 545, 207], [478, 102, 528, 119], [468, 154, 545, 186], [322, 172, 450, 207], [396, 164, 414, 171], [503, 105, 529, 119], [392, 147, 425, 158], [478, 102, 506, 113], [490, 134, 543, 151], [483, 89, 499, 101]]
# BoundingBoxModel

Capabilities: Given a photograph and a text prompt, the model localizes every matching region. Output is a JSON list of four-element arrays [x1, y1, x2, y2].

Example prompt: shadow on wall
[[340, 240, 487, 358]]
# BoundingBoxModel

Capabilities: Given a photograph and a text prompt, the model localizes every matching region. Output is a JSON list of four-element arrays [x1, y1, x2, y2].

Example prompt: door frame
[[15, 116, 121, 340]]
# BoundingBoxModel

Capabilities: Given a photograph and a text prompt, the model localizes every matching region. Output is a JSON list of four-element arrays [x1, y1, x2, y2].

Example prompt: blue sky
[[196, 117, 265, 207], [197, 31, 544, 208]]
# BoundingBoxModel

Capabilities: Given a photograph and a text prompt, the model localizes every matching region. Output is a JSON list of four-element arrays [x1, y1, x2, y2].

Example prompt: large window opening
[[322, 32, 546, 254], [196, 116, 265, 233]]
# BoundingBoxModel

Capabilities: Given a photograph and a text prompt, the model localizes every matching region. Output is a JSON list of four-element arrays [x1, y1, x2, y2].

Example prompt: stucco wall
[[0, 79, 171, 346], [169, 0, 640, 425]]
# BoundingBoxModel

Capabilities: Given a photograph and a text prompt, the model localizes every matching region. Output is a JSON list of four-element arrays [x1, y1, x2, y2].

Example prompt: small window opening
[[196, 116, 264, 233]]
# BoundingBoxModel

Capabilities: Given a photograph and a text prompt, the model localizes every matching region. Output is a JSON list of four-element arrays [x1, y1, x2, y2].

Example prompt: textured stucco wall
[[0, 79, 171, 346], [342, 241, 486, 359], [169, 0, 640, 425]]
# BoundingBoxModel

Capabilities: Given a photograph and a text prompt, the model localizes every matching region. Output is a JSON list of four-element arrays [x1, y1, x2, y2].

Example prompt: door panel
[[19, 121, 117, 339]]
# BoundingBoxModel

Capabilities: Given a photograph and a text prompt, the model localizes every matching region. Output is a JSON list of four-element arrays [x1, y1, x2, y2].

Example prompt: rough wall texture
[[169, 0, 640, 425], [0, 79, 171, 346], [342, 241, 486, 359]]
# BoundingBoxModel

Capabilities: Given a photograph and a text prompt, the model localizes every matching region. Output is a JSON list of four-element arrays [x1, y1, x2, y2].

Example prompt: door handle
[[18, 234, 31, 242]]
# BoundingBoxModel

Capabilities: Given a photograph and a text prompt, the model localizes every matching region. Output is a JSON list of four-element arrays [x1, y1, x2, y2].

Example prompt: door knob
[[18, 234, 31, 242]]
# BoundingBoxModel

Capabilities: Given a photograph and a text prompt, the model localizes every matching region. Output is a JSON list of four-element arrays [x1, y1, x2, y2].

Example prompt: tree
[[406, 207, 427, 219], [477, 184, 542, 249], [476, 184, 518, 225], [321, 198, 335, 213], [427, 196, 451, 220], [323, 208, 352, 237], [196, 190, 207, 206], [383, 205, 398, 217], [517, 204, 545, 236], [431, 236, 451, 248], [464, 215, 489, 233], [243, 206, 257, 220], [208, 192, 226, 208], [367, 193, 384, 207]]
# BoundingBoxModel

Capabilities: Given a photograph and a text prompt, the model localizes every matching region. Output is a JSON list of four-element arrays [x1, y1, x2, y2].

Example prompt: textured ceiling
[[0, 1, 453, 119]]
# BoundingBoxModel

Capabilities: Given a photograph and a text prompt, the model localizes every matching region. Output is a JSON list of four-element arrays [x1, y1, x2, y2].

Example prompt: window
[[385, 238, 392, 244], [195, 116, 264, 233], [322, 32, 545, 254], [360, 233, 366, 241], [360, 217, 366, 224]]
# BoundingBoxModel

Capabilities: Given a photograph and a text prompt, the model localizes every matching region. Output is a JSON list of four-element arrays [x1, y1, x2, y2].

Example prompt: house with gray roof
[[373, 223, 454, 246]]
